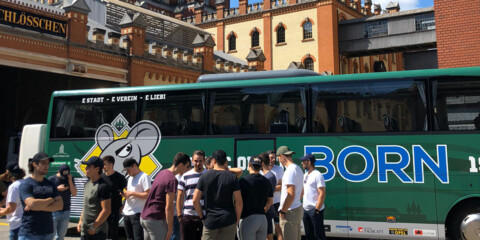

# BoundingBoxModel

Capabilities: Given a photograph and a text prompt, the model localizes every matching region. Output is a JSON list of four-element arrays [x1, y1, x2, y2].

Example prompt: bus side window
[[312, 79, 425, 133], [141, 90, 205, 136], [434, 77, 480, 131], [51, 99, 137, 139], [210, 85, 306, 135]]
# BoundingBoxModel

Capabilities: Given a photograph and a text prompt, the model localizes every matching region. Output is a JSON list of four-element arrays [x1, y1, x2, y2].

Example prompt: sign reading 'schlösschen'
[[0, 5, 66, 37]]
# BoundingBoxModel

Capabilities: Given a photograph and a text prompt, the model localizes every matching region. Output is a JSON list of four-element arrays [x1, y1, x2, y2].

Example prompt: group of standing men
[[0, 145, 326, 240]]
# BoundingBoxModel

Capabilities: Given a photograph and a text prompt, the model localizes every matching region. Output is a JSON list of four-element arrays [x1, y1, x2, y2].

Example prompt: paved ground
[[0, 218, 86, 239], [0, 218, 364, 240]]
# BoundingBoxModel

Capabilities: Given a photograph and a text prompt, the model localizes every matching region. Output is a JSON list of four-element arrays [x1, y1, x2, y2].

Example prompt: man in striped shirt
[[176, 150, 206, 240]]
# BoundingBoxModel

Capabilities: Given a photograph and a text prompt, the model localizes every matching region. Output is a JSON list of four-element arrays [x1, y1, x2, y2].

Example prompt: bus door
[[234, 138, 276, 175]]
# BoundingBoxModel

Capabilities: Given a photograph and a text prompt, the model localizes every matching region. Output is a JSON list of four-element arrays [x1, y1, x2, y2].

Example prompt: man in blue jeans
[[49, 164, 78, 240], [19, 152, 64, 240], [300, 154, 326, 240]]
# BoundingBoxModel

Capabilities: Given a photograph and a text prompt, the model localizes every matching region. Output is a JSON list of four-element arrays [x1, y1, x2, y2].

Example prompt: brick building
[[434, 0, 480, 68]]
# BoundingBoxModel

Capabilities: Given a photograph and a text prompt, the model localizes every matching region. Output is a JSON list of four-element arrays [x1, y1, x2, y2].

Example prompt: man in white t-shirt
[[0, 162, 26, 240], [121, 158, 151, 240], [300, 154, 326, 240], [276, 146, 303, 240]]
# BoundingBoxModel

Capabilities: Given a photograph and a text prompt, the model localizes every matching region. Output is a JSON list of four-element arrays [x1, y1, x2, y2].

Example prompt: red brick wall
[[435, 0, 480, 68]]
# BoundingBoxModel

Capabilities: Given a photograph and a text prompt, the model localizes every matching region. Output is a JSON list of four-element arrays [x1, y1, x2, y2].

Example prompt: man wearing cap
[[77, 156, 112, 240], [193, 150, 243, 240], [276, 146, 304, 240], [141, 152, 190, 240], [48, 164, 77, 240], [121, 158, 151, 240], [19, 152, 63, 240], [300, 154, 326, 240], [0, 162, 26, 240], [237, 155, 273, 240]]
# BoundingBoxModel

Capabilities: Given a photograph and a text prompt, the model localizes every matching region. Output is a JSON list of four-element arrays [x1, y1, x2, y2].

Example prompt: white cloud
[[371, 0, 421, 11]]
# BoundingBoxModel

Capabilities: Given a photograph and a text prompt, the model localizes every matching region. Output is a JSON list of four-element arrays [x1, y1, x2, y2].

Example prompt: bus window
[[209, 85, 306, 135], [51, 96, 138, 138], [141, 91, 205, 136], [312, 79, 425, 133], [435, 77, 480, 131]]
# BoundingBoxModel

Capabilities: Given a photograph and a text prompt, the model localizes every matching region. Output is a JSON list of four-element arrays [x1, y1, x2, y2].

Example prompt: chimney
[[193, 33, 216, 73], [354, 0, 361, 12], [386, 1, 400, 13], [246, 49, 266, 71], [239, 0, 247, 15], [92, 28, 106, 43], [364, 0, 372, 16], [174, 7, 184, 19], [108, 32, 121, 46], [62, 0, 91, 45], [216, 0, 225, 20], [373, 4, 381, 15], [119, 12, 147, 56], [263, 0, 270, 10], [194, 2, 204, 24]]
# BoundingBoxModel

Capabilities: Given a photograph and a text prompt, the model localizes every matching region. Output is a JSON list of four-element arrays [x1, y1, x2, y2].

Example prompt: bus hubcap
[[461, 213, 480, 240]]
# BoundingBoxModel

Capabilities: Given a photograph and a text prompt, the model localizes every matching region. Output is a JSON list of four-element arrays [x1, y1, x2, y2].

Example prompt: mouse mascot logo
[[75, 114, 162, 177]]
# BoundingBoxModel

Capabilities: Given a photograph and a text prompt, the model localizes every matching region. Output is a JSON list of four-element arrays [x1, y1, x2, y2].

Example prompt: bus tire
[[446, 202, 480, 240]]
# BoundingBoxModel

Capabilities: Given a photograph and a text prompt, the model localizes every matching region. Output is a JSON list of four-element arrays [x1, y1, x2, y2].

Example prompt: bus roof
[[53, 66, 480, 97]]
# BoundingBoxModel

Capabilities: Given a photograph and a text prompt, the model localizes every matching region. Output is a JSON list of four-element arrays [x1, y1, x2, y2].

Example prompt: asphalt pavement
[[0, 218, 365, 240]]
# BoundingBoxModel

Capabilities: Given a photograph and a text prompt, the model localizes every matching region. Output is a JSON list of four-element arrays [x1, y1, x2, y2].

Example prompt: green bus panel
[[46, 133, 480, 226]]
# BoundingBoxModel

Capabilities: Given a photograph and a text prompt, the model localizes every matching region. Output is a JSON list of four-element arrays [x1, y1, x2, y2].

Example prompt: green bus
[[18, 67, 480, 240]]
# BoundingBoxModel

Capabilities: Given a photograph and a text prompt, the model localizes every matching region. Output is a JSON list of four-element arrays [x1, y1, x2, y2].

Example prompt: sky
[[230, 0, 434, 10]]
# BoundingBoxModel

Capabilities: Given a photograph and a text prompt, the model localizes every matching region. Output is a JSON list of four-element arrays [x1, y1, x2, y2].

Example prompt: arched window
[[304, 57, 314, 71], [251, 31, 259, 48], [303, 21, 312, 39], [277, 26, 285, 44], [229, 35, 236, 51]]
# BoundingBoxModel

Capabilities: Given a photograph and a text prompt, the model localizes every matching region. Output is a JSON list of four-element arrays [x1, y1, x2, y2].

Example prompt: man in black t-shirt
[[238, 155, 273, 240], [193, 150, 243, 240], [102, 156, 127, 240], [48, 164, 77, 240], [19, 152, 64, 240], [77, 157, 112, 240]]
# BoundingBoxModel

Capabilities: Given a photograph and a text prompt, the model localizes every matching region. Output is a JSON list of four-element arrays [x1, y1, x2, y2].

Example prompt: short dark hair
[[260, 152, 269, 162], [192, 150, 205, 158], [173, 152, 191, 167], [260, 154, 270, 166], [266, 150, 275, 155], [96, 166, 103, 175], [102, 155, 115, 165], [205, 156, 213, 166], [212, 150, 227, 165], [28, 162, 34, 174]]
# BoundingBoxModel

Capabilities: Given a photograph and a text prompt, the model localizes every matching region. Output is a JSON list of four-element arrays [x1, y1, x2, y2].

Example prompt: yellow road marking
[[0, 223, 9, 226]]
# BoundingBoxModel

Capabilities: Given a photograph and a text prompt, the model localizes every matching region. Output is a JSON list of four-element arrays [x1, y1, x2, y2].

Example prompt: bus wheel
[[447, 204, 480, 240]]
